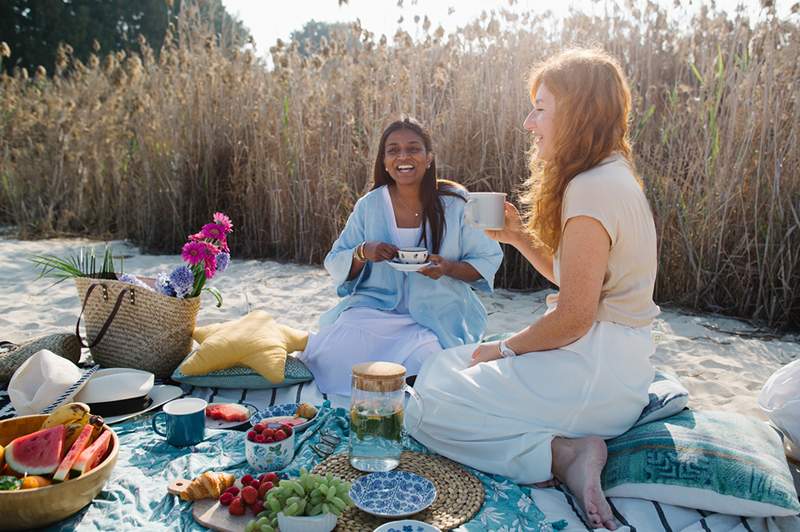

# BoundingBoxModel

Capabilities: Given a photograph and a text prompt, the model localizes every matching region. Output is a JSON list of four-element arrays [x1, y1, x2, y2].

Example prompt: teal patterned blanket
[[45, 402, 565, 531]]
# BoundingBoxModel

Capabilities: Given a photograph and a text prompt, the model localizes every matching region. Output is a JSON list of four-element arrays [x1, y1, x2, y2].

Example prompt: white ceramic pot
[[244, 431, 295, 471], [276, 512, 337, 532]]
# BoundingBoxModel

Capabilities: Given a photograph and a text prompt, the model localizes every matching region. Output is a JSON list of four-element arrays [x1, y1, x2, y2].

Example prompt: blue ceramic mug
[[151, 398, 207, 447]]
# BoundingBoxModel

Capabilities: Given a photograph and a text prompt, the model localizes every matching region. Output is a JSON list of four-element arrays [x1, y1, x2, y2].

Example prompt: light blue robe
[[321, 185, 504, 348]]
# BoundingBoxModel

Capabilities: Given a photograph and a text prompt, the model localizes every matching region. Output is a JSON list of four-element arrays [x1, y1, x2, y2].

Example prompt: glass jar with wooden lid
[[349, 361, 423, 472]]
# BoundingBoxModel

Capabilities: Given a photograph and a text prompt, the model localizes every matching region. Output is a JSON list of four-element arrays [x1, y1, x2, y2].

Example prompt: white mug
[[465, 192, 506, 230]]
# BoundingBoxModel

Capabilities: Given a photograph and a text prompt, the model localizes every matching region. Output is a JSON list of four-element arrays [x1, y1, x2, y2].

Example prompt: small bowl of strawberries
[[245, 421, 295, 471], [218, 472, 280, 517]]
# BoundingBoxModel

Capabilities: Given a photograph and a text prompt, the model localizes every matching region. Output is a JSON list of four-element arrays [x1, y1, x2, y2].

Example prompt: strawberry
[[241, 485, 258, 505], [249, 479, 260, 489], [258, 473, 269, 483], [264, 435, 275, 443], [282, 426, 293, 436], [263, 428, 275, 438], [241, 474, 254, 486], [251, 499, 264, 515], [224, 486, 240, 497], [253, 422, 267, 433], [246, 430, 257, 442], [228, 497, 246, 516], [219, 492, 234, 506], [265, 472, 278, 483], [254, 433, 266, 444], [258, 481, 273, 498], [274, 431, 287, 442]]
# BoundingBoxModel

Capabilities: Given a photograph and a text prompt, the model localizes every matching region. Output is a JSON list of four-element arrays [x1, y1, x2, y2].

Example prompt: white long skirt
[[298, 307, 443, 395], [405, 320, 654, 484]]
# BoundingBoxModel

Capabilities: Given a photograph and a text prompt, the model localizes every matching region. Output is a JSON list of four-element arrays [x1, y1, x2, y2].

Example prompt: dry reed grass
[[0, 2, 797, 328]]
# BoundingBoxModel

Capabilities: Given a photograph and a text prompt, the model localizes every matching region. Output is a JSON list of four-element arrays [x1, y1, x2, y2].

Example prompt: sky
[[220, 0, 795, 56]]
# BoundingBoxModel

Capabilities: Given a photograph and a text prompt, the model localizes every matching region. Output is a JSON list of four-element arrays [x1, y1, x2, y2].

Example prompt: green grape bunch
[[245, 469, 354, 532]]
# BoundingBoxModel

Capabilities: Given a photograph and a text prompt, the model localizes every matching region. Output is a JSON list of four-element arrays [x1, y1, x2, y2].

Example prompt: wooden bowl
[[0, 414, 119, 531]]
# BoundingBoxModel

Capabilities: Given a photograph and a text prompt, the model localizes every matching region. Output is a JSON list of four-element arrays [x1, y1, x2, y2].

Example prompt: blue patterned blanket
[[44, 402, 564, 531]]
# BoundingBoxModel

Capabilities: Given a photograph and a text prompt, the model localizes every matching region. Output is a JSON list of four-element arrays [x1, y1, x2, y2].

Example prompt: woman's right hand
[[362, 241, 399, 262], [484, 202, 526, 246]]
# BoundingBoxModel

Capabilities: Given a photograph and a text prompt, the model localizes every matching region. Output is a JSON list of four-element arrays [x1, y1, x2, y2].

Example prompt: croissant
[[295, 402, 318, 419], [180, 471, 236, 501]]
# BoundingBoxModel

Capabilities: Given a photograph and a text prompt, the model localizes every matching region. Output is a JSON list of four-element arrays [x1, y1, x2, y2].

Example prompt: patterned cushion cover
[[171, 354, 313, 389], [602, 410, 800, 516]]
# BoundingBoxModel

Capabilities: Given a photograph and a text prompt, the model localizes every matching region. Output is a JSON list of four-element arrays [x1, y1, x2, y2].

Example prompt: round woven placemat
[[312, 451, 484, 531]]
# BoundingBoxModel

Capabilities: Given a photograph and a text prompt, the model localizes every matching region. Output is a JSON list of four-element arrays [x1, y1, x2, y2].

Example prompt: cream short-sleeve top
[[546, 154, 660, 327]]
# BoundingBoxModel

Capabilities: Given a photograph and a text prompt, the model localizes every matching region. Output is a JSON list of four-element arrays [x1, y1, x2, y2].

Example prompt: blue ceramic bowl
[[349, 471, 437, 518]]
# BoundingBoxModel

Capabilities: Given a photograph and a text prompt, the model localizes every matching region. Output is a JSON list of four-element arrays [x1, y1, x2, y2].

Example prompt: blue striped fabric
[[41, 364, 100, 414]]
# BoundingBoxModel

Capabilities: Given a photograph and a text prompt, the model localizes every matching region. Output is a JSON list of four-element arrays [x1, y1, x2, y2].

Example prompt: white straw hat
[[8, 350, 98, 415]]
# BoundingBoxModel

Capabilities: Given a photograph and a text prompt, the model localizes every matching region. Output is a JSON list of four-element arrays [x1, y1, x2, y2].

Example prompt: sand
[[2, 236, 798, 423]]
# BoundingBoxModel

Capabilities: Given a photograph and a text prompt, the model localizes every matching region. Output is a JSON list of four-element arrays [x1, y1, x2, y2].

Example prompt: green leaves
[[30, 245, 119, 285], [0, 476, 22, 491]]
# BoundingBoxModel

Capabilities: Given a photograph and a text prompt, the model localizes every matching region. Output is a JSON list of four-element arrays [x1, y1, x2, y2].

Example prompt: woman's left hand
[[418, 254, 450, 280], [469, 342, 502, 366]]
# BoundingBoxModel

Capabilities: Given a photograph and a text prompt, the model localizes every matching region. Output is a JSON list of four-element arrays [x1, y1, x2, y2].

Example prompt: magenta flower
[[204, 253, 218, 280], [188, 231, 204, 242], [181, 242, 208, 265], [200, 223, 228, 241], [212, 212, 233, 233]]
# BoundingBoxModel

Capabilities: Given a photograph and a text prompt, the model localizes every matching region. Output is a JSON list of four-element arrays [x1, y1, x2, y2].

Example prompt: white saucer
[[103, 384, 183, 425], [387, 260, 431, 272]]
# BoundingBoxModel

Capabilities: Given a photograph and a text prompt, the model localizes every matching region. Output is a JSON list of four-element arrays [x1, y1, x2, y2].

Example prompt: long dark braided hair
[[372, 116, 465, 254]]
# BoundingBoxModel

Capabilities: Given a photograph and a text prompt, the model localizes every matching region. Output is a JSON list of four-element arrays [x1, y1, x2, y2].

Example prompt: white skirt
[[298, 307, 443, 395], [405, 320, 655, 484]]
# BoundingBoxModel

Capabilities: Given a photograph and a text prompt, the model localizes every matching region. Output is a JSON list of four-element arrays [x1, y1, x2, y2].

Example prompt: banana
[[41, 402, 91, 430], [87, 415, 105, 443], [63, 422, 86, 450]]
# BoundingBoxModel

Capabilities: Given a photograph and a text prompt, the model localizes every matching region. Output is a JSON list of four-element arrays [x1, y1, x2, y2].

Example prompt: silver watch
[[499, 340, 517, 358]]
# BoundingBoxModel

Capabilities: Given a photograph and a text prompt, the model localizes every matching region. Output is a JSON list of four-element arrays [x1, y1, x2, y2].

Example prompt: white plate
[[103, 384, 183, 425], [373, 520, 441, 532], [205, 402, 257, 430], [387, 260, 431, 272]]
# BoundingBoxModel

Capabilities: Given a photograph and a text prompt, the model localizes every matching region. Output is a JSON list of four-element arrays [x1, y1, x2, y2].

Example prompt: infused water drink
[[349, 405, 404, 472], [349, 362, 413, 472]]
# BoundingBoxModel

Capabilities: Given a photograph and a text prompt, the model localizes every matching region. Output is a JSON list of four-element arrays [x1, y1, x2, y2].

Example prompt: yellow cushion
[[179, 311, 309, 383]]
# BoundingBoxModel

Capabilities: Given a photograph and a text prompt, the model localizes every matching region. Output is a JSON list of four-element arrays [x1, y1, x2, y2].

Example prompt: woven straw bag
[[74, 277, 200, 378], [0, 333, 82, 383]]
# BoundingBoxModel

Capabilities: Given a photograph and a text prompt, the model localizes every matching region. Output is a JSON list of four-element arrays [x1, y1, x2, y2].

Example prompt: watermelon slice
[[4, 425, 65, 476], [52, 424, 94, 482], [205, 403, 249, 422], [71, 430, 112, 476]]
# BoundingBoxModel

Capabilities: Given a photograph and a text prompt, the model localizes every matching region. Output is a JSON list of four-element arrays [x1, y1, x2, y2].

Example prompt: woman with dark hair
[[297, 116, 503, 395]]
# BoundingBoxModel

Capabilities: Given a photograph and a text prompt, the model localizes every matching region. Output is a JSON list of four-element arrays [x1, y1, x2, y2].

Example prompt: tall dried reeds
[[0, 2, 797, 327]]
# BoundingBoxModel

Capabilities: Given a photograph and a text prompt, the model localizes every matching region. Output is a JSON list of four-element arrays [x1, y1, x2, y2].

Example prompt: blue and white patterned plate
[[350, 471, 437, 518], [373, 520, 441, 532], [249, 402, 316, 432]]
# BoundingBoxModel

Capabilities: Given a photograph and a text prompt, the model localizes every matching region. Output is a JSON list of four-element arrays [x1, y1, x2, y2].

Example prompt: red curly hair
[[522, 48, 637, 253]]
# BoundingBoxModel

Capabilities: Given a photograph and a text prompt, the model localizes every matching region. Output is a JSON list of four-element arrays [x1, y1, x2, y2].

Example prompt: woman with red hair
[[406, 49, 659, 530]]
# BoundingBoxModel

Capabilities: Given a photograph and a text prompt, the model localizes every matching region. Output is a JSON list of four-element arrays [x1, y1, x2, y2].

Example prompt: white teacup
[[397, 247, 429, 264], [465, 192, 506, 230]]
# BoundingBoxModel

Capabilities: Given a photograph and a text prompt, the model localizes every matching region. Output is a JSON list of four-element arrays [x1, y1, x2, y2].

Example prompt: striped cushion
[[602, 410, 800, 517]]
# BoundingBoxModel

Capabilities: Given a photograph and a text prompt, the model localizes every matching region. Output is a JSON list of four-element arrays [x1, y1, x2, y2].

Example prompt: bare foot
[[551, 436, 617, 530]]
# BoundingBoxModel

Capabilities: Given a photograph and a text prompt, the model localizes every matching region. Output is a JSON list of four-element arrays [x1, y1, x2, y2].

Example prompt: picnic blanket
[[1, 382, 799, 531]]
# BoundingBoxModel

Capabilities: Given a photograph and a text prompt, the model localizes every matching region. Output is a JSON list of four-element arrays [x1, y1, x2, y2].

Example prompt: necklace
[[392, 188, 421, 218]]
